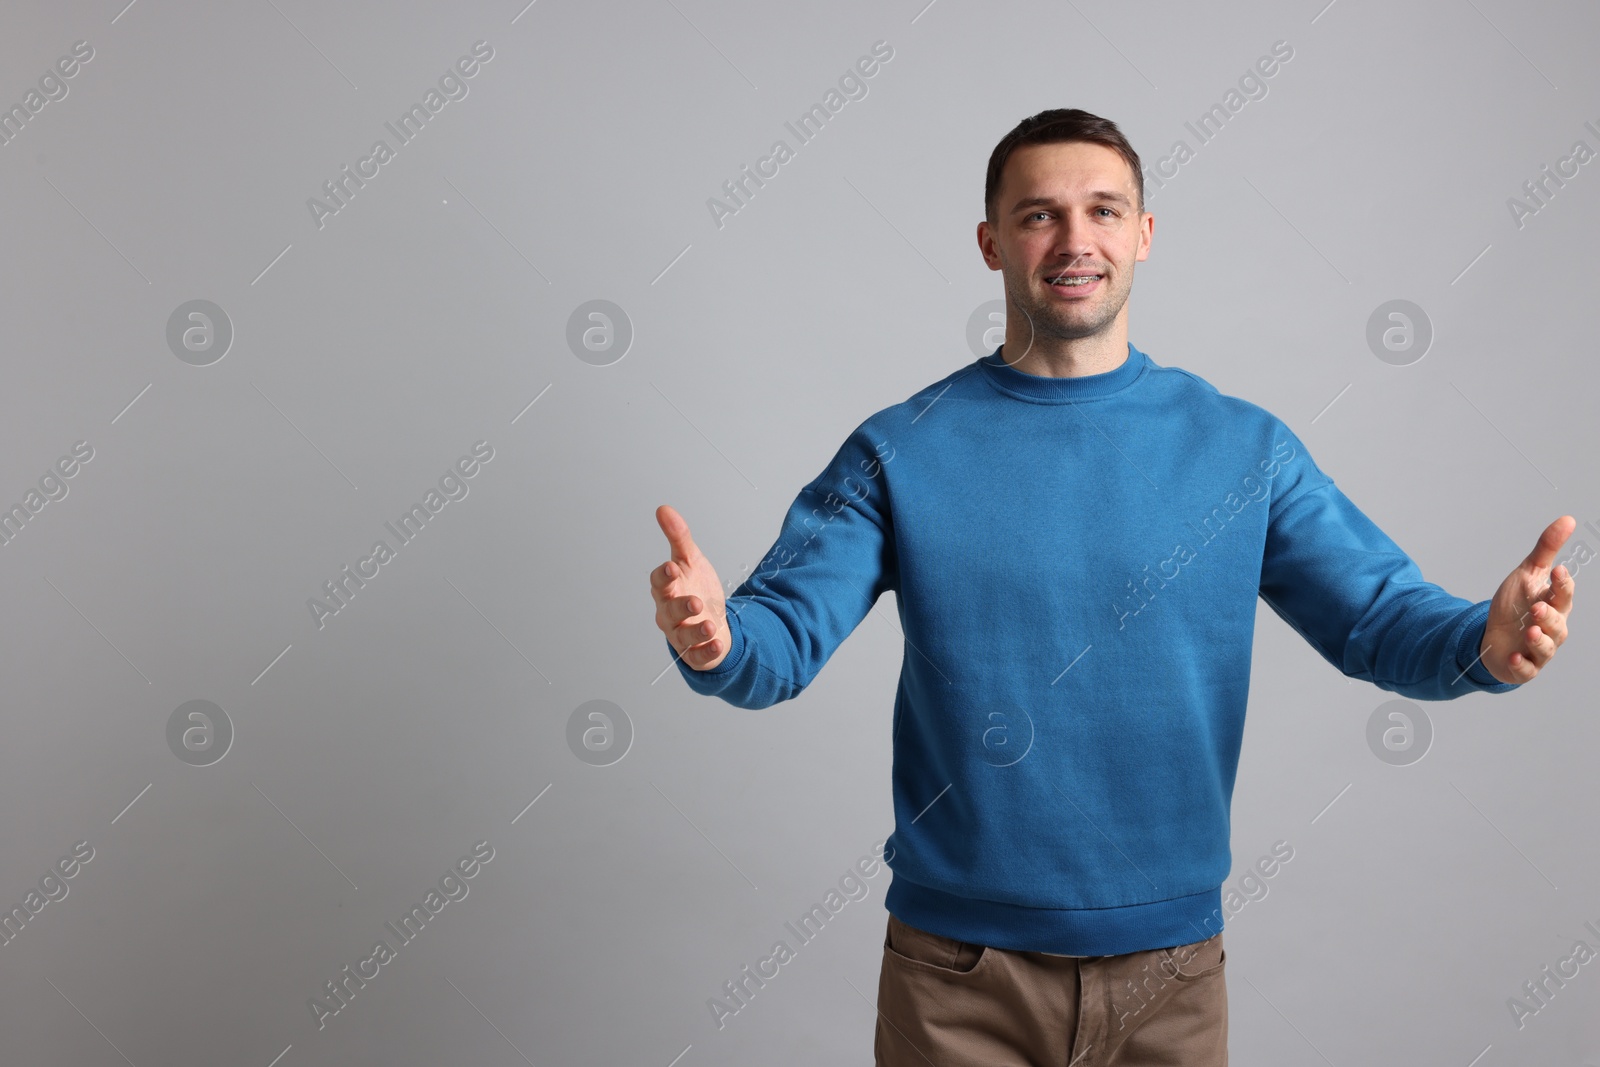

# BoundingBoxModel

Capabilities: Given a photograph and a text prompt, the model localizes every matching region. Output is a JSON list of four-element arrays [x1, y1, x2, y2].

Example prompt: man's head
[[977, 109, 1153, 357]]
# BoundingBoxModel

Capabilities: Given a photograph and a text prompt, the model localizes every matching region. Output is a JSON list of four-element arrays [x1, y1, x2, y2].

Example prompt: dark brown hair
[[984, 109, 1144, 224]]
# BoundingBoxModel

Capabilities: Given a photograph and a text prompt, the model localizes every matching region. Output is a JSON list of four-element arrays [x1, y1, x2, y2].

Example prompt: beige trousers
[[874, 912, 1227, 1066]]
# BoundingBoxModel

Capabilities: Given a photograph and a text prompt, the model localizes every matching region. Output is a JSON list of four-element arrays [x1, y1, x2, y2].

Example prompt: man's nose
[[1050, 245, 1093, 271], [1052, 220, 1095, 263]]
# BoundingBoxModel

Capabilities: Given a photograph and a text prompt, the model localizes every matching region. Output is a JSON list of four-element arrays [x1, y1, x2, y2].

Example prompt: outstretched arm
[[649, 424, 897, 709], [1257, 429, 1547, 700]]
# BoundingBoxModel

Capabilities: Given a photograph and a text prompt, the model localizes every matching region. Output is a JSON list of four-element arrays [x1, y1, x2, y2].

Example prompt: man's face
[[977, 141, 1153, 351]]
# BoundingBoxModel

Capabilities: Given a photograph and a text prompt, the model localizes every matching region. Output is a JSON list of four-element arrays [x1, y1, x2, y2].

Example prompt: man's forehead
[[1005, 143, 1136, 199]]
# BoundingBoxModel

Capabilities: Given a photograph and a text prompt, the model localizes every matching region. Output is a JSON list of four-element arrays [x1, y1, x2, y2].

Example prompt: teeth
[[1053, 275, 1099, 286]]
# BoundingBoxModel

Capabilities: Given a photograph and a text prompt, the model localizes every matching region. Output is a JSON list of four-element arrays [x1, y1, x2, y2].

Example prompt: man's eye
[[1096, 208, 1116, 218], [1028, 211, 1049, 221]]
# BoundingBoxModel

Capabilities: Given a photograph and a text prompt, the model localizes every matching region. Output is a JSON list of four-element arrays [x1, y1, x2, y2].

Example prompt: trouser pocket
[[883, 913, 989, 975]]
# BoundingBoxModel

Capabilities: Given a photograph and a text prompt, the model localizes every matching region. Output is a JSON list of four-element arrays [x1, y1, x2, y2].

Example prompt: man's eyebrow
[[1010, 191, 1133, 213]]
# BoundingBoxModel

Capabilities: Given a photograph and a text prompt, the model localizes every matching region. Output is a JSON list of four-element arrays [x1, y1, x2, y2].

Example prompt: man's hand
[[652, 504, 734, 671], [1478, 515, 1577, 685]]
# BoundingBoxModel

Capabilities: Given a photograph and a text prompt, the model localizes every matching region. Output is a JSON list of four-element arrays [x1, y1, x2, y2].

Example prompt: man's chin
[[1030, 307, 1109, 339]]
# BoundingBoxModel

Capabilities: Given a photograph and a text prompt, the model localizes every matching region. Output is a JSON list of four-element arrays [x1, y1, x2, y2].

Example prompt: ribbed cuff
[[1453, 600, 1519, 690]]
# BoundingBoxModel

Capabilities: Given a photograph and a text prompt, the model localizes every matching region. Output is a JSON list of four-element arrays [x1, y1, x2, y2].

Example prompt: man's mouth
[[1046, 271, 1103, 291]]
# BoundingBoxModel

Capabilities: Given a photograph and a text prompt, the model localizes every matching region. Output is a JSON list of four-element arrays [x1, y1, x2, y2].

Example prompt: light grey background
[[1, 0, 1596, 1064]]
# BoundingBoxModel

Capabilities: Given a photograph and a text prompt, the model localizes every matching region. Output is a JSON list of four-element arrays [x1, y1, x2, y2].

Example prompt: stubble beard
[[1006, 264, 1130, 346]]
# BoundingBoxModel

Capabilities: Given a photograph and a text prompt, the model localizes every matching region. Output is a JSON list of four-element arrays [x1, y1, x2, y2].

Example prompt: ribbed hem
[[885, 871, 1224, 957]]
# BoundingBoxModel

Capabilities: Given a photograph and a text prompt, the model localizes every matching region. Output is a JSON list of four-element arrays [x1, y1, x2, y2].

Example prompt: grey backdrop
[[0, 0, 1596, 1064]]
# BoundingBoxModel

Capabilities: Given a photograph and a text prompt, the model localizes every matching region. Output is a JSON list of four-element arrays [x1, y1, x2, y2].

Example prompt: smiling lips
[[1046, 269, 1103, 293]]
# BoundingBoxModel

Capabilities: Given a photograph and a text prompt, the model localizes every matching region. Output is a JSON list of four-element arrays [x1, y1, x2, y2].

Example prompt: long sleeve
[[1258, 433, 1520, 700], [666, 422, 898, 709], [655, 345, 1530, 957]]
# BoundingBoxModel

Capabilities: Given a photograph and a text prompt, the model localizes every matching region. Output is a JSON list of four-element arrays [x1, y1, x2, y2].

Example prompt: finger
[[681, 635, 723, 666], [1546, 563, 1576, 615], [649, 560, 675, 595], [1530, 601, 1568, 646], [1521, 624, 1558, 668], [650, 557, 691, 594], [667, 593, 707, 626], [671, 615, 720, 655], [660, 595, 719, 644], [656, 504, 699, 565], [677, 615, 718, 645], [678, 598, 727, 640], [663, 611, 702, 654], [1504, 649, 1540, 682], [1522, 515, 1576, 574]]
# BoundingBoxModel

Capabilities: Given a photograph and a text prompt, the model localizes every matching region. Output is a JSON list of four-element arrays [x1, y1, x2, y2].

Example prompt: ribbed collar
[[977, 342, 1149, 402]]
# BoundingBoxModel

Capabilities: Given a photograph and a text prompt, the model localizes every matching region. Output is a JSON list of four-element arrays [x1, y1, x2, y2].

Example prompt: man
[[649, 108, 1576, 1065]]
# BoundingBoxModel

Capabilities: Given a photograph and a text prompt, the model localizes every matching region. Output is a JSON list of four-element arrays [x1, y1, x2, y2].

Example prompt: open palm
[[1478, 516, 1576, 684], [651, 504, 733, 671]]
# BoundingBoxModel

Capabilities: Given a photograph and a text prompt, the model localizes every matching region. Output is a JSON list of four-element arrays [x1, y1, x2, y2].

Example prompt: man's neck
[[1001, 330, 1130, 379]]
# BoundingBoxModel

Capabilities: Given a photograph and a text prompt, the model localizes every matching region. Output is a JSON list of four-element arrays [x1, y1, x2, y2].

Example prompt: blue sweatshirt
[[669, 342, 1519, 957]]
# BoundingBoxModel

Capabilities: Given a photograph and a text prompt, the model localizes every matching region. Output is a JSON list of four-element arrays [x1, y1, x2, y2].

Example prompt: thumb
[[655, 504, 699, 565], [1522, 515, 1576, 574]]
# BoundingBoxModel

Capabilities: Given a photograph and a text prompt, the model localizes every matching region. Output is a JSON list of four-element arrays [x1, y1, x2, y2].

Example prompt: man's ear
[[1136, 212, 1154, 262], [976, 221, 1002, 270]]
